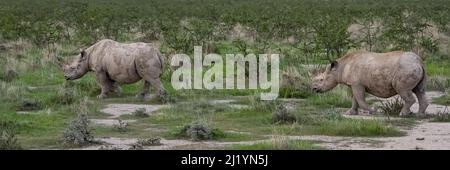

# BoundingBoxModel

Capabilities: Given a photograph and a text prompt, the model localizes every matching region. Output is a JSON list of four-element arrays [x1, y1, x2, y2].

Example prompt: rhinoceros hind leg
[[413, 91, 428, 115], [398, 90, 415, 116]]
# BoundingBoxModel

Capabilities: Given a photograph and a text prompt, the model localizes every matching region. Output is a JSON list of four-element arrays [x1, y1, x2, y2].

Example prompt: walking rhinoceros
[[59, 39, 167, 102], [311, 51, 428, 116]]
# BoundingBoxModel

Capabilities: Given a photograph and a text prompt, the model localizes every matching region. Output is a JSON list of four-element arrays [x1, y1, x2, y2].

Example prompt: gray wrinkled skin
[[62, 39, 167, 101], [312, 51, 428, 116]]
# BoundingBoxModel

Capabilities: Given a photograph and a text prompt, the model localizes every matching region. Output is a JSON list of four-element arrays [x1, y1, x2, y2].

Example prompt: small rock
[[416, 137, 425, 141]]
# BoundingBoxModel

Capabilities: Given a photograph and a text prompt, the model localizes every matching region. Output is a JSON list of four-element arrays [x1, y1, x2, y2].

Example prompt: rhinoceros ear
[[80, 49, 87, 61], [330, 60, 338, 71]]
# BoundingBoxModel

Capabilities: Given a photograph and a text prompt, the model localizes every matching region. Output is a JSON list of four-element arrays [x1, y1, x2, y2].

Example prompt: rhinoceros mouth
[[312, 88, 322, 93]]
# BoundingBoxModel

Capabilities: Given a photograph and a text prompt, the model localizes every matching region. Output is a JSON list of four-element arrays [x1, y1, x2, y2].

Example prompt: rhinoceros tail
[[413, 66, 426, 93]]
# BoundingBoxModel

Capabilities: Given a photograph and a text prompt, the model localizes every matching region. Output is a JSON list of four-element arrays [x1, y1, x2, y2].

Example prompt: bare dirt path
[[282, 121, 450, 150], [100, 103, 166, 118]]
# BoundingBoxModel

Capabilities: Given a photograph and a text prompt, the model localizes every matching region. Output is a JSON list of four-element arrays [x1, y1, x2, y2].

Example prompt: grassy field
[[1, 0, 450, 150]]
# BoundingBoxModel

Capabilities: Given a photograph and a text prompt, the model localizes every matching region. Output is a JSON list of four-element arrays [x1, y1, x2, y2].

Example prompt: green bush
[[378, 97, 404, 117], [132, 108, 149, 118], [62, 114, 95, 146], [272, 104, 297, 124], [113, 119, 129, 133], [136, 137, 162, 146], [174, 120, 225, 141]]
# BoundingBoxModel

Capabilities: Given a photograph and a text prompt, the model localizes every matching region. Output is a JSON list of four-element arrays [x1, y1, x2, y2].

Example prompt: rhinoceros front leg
[[95, 71, 113, 99], [351, 85, 376, 114], [346, 96, 359, 115]]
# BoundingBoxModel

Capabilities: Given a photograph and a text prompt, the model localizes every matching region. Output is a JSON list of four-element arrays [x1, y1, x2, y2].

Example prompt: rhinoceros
[[59, 39, 167, 102], [311, 51, 428, 116]]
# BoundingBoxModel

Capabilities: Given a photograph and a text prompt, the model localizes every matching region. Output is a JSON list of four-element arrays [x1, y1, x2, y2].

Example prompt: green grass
[[305, 86, 352, 108], [433, 94, 450, 106], [430, 107, 450, 122], [431, 114, 450, 122], [230, 140, 320, 150], [425, 61, 450, 77], [313, 119, 403, 137]]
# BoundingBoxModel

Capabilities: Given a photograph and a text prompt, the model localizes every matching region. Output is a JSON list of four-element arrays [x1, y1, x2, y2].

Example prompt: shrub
[[158, 90, 171, 104], [378, 97, 403, 117], [272, 104, 297, 124], [175, 120, 225, 141], [132, 108, 148, 118], [62, 114, 95, 146], [0, 121, 22, 150], [113, 119, 129, 133], [136, 137, 161, 146]]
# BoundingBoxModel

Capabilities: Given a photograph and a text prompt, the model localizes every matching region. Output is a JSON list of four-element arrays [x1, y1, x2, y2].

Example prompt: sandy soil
[[100, 104, 166, 118], [280, 122, 450, 150], [90, 119, 136, 126]]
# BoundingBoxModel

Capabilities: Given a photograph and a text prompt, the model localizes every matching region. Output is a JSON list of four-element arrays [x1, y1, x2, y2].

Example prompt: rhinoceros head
[[60, 50, 90, 81], [311, 61, 339, 93]]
